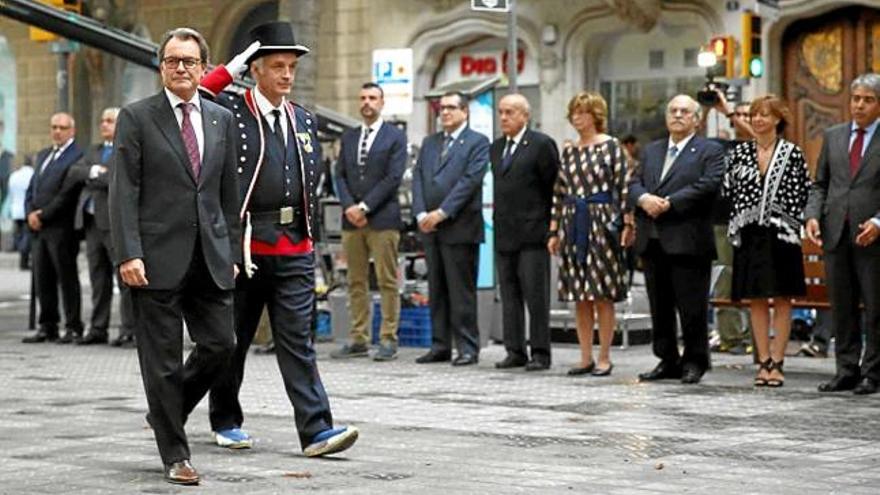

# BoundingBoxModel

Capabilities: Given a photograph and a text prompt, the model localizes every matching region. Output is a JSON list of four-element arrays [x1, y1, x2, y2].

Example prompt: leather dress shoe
[[111, 334, 136, 348], [567, 361, 595, 376], [415, 349, 451, 364], [638, 362, 682, 381], [57, 332, 82, 344], [77, 331, 109, 345], [524, 358, 550, 371], [164, 460, 199, 485], [680, 365, 704, 384], [495, 354, 527, 369], [592, 363, 613, 376], [22, 329, 58, 343], [853, 377, 879, 395], [451, 353, 478, 366], [818, 374, 860, 392]]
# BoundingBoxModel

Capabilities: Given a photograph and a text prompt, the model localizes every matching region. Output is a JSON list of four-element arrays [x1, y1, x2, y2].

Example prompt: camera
[[697, 80, 729, 106]]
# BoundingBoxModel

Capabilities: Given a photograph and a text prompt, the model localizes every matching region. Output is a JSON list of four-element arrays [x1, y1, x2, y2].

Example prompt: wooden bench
[[710, 238, 830, 309]]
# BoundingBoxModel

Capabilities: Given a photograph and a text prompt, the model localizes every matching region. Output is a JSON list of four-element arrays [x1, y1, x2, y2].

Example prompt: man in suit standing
[[109, 28, 240, 485], [412, 91, 490, 366], [807, 73, 880, 395], [77, 108, 136, 346], [200, 22, 358, 457], [490, 94, 559, 371], [629, 94, 724, 384], [22, 113, 84, 344], [331, 82, 407, 361]]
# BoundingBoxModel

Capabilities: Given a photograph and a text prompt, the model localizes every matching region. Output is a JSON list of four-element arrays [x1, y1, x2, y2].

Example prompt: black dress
[[731, 223, 805, 300]]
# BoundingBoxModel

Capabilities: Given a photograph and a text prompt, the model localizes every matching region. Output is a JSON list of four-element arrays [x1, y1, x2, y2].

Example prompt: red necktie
[[179, 102, 201, 179], [850, 127, 866, 177]]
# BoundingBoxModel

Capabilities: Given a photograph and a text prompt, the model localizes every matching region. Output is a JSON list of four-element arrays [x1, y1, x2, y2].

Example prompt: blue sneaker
[[303, 426, 359, 457], [214, 427, 253, 449]]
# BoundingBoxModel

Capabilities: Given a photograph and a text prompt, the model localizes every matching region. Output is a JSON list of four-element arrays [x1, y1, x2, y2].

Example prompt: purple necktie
[[178, 102, 201, 179]]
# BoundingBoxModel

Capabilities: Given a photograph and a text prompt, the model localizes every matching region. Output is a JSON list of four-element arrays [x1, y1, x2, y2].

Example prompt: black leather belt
[[249, 206, 302, 226]]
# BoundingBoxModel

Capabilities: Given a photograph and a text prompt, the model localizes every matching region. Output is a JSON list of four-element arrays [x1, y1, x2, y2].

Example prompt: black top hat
[[245, 21, 310, 64]]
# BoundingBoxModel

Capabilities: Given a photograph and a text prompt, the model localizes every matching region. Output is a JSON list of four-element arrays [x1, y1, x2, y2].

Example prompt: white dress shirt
[[8, 165, 34, 220], [254, 86, 288, 146], [39, 137, 74, 174]]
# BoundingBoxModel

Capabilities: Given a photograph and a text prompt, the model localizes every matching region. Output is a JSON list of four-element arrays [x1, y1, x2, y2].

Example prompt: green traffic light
[[749, 57, 764, 78]]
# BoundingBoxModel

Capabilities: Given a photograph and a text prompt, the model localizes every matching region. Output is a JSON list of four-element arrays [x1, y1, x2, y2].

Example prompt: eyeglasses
[[50, 125, 72, 130], [162, 57, 202, 69], [439, 104, 463, 112]]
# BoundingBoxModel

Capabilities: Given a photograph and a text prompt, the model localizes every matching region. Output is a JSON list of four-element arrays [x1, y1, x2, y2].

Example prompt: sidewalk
[[1, 257, 879, 494]]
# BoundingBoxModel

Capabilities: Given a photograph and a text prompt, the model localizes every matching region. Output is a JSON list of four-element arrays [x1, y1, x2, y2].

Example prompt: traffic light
[[742, 12, 764, 78], [708, 35, 735, 80]]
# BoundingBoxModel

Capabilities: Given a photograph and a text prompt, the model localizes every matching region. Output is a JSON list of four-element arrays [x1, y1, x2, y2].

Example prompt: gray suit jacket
[[805, 122, 880, 250], [109, 91, 242, 291]]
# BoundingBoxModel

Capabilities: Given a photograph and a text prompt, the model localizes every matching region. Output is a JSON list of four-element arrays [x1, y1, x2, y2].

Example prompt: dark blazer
[[805, 122, 880, 250], [628, 135, 724, 258], [25, 141, 84, 231], [335, 122, 407, 230], [412, 127, 490, 244], [491, 128, 559, 252], [109, 92, 242, 291], [74, 144, 113, 231]]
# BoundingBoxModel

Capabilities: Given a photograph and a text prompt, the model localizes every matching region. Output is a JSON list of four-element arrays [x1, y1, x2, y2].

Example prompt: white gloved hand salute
[[226, 41, 262, 77]]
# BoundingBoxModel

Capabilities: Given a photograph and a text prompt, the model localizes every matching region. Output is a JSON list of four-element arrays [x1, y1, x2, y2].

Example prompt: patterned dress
[[723, 139, 809, 299], [551, 138, 629, 302]]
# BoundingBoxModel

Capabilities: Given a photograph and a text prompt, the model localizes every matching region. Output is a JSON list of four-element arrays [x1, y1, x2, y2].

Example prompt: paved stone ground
[[1, 254, 879, 494]]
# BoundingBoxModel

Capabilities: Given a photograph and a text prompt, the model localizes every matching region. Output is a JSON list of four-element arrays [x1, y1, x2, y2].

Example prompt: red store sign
[[460, 48, 525, 77]]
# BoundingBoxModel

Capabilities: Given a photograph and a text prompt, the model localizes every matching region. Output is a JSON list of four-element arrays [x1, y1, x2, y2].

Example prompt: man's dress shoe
[[22, 329, 58, 344], [524, 358, 550, 371], [853, 377, 879, 395], [495, 354, 527, 369], [638, 362, 682, 381], [165, 460, 199, 485], [77, 332, 108, 345], [818, 374, 860, 392], [415, 349, 451, 364], [110, 334, 136, 348], [680, 365, 704, 384], [57, 332, 82, 344], [451, 354, 478, 366]]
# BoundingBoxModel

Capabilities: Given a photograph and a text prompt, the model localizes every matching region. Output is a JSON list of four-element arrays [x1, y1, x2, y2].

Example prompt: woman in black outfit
[[724, 95, 810, 387]]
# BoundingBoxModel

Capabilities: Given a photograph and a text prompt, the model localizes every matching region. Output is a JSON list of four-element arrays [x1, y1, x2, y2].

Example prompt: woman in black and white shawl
[[723, 95, 810, 388]]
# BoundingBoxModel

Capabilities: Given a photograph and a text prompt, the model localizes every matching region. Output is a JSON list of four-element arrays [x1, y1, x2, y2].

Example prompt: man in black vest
[[491, 94, 559, 371], [200, 22, 358, 457]]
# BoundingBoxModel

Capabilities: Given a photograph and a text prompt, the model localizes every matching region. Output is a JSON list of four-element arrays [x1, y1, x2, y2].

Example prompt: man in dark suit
[[76, 108, 136, 346], [806, 73, 880, 395], [490, 94, 559, 371], [412, 91, 490, 366], [629, 94, 724, 384], [331, 82, 407, 361], [109, 28, 240, 485], [22, 112, 84, 344], [200, 22, 358, 457]]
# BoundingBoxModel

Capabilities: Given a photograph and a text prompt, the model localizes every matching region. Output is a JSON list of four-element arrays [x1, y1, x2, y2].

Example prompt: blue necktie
[[101, 144, 112, 163], [501, 139, 514, 173]]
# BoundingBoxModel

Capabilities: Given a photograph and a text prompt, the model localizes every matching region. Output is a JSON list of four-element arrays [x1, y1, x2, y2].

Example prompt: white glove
[[226, 41, 262, 77]]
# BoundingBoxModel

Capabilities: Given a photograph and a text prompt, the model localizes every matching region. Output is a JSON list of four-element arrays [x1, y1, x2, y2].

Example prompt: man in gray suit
[[109, 28, 240, 484], [412, 91, 489, 366], [806, 73, 880, 395]]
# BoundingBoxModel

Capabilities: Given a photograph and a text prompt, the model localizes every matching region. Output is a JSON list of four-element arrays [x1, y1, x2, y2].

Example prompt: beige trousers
[[342, 227, 400, 344]]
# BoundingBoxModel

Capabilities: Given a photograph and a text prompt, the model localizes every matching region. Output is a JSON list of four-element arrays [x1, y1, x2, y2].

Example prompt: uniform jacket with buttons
[[200, 66, 323, 241]]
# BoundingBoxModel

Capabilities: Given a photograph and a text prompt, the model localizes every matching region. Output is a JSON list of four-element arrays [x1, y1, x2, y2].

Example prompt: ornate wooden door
[[783, 6, 880, 175]]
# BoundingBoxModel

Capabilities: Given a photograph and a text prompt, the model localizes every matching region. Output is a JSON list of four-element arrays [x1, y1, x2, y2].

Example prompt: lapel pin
[[690, 147, 695, 152], [212, 120, 217, 125], [523, 140, 529, 146]]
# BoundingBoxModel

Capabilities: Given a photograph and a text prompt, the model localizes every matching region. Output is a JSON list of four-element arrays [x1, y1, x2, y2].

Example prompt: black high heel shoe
[[754, 358, 772, 387], [766, 359, 784, 388], [592, 363, 613, 376]]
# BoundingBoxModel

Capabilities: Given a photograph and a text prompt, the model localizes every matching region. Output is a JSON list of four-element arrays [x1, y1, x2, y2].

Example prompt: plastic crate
[[371, 302, 432, 347], [315, 309, 332, 341]]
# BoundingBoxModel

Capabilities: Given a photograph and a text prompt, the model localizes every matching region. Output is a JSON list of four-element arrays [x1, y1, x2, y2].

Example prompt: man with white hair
[[629, 94, 725, 384], [807, 73, 880, 395]]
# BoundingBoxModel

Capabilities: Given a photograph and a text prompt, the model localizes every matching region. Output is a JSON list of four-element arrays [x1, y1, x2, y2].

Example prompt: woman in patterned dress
[[547, 92, 633, 376], [724, 95, 809, 387]]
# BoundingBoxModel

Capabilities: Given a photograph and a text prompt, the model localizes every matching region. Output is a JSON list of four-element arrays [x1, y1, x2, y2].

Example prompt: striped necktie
[[358, 126, 373, 168]]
